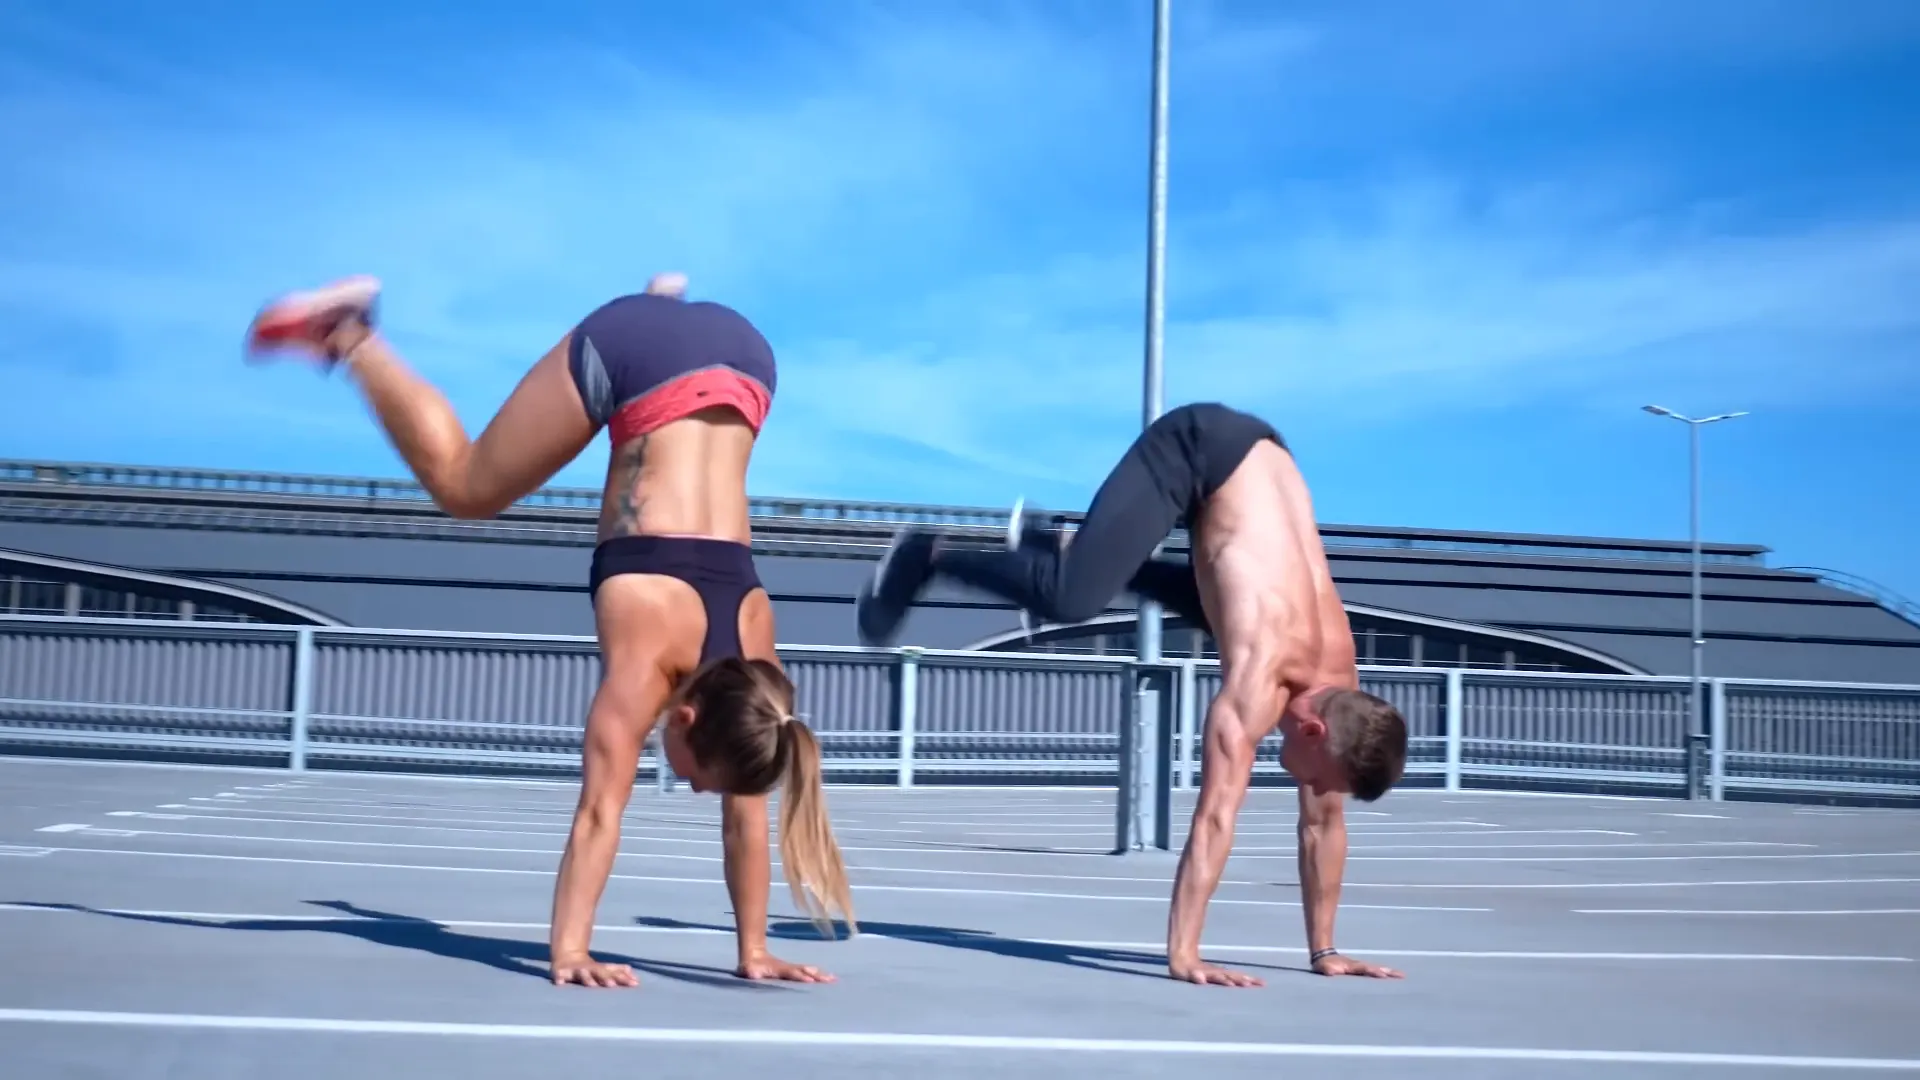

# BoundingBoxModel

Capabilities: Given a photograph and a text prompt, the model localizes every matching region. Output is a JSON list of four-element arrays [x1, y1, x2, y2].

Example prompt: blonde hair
[[678, 656, 857, 937]]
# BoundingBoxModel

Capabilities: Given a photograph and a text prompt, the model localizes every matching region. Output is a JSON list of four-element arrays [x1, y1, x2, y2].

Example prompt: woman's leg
[[248, 276, 599, 519]]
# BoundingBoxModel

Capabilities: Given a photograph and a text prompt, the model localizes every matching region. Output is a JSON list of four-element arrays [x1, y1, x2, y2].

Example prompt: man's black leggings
[[931, 402, 1284, 633]]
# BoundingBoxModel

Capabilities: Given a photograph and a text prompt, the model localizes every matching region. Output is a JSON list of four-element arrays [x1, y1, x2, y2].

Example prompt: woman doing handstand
[[245, 272, 856, 988]]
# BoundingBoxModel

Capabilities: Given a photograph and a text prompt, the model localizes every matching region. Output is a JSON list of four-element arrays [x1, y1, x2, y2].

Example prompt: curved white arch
[[0, 547, 344, 626], [962, 601, 1647, 675]]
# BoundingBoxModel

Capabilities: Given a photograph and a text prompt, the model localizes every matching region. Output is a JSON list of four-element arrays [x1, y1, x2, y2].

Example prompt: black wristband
[[1310, 948, 1339, 964]]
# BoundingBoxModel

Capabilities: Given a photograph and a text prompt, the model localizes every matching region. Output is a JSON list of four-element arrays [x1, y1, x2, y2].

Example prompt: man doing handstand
[[854, 402, 1409, 985]]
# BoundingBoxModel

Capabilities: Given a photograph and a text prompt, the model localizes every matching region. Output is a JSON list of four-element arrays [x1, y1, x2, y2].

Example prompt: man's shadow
[[16, 900, 763, 990], [634, 916, 1310, 980]]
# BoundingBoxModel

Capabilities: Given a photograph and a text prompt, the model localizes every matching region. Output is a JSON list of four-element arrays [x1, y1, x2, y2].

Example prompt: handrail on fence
[[3, 611, 1920, 691], [1, 612, 1916, 808]]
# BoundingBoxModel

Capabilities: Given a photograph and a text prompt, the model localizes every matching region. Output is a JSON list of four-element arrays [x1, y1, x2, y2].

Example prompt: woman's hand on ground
[[737, 951, 835, 983], [551, 955, 640, 988]]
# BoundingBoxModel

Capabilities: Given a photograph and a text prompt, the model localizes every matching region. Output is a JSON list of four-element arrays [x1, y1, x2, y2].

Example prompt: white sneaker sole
[[1005, 497, 1033, 639]]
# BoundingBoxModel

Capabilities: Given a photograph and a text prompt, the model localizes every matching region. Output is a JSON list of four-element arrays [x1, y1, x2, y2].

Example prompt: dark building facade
[[3, 458, 1917, 684]]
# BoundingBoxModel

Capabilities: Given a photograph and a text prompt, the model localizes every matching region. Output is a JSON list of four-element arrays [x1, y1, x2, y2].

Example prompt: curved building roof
[[0, 457, 1914, 682], [1, 546, 342, 625]]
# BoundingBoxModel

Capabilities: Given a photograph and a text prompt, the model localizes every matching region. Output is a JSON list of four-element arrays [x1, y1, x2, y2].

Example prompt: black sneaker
[[856, 528, 940, 646]]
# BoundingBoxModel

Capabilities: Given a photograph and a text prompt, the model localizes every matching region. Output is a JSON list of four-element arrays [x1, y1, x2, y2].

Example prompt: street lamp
[[1641, 404, 1749, 799], [1138, 0, 1171, 668], [1118, 0, 1174, 856]]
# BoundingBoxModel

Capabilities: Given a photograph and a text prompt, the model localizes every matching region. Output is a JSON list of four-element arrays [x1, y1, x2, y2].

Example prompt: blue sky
[[3, 0, 1918, 600]]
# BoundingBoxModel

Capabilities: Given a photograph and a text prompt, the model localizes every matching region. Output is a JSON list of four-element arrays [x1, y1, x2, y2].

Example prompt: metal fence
[[1, 614, 1915, 802]]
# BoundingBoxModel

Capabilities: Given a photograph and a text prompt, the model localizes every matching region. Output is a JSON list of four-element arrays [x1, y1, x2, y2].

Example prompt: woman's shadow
[[633, 915, 1310, 980], [17, 900, 765, 990]]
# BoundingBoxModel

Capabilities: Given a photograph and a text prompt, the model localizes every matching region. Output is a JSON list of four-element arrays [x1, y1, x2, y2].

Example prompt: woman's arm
[[549, 658, 673, 987], [724, 590, 833, 982]]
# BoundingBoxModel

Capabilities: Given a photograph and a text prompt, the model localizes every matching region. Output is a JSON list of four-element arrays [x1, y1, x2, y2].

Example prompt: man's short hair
[[1320, 689, 1408, 801]]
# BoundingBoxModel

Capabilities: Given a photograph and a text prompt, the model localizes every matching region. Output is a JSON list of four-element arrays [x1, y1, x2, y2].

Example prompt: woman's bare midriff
[[595, 407, 758, 544]]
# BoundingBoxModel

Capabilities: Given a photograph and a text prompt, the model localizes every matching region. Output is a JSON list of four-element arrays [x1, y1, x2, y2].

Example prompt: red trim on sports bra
[[609, 368, 772, 446]]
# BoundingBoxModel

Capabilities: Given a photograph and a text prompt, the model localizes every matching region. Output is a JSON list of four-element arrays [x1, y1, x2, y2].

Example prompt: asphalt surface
[[2, 757, 1918, 1078]]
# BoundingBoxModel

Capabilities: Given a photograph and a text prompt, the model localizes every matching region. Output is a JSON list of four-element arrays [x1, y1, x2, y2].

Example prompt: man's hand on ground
[[1312, 952, 1404, 979]]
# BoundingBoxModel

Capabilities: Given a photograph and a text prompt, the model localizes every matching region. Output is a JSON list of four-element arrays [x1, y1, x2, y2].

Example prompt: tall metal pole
[[1643, 404, 1745, 801], [1138, 0, 1171, 668], [1119, 0, 1173, 855], [1688, 419, 1703, 800]]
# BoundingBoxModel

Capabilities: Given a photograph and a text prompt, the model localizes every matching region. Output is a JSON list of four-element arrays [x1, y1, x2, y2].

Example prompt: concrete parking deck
[[3, 757, 1918, 1077]]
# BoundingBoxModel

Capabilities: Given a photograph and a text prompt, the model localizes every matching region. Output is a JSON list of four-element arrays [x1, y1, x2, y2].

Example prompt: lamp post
[[1115, 0, 1174, 856], [1138, 0, 1171, 667], [1641, 405, 1748, 800]]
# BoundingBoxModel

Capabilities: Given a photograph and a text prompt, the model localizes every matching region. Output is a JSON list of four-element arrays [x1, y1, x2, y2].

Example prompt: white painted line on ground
[[0, 845, 53, 857], [1221, 842, 1807, 859], [3, 1010, 1915, 1069], [32, 846, 1484, 911], [1576, 908, 1920, 916], [1656, 813, 1731, 819], [81, 823, 1087, 866], [1308, 852, 1920, 864], [149, 804, 1613, 844], [34, 824, 88, 833], [891, 812, 1338, 822], [1228, 834, 1627, 852], [1432, 790, 1664, 802], [16, 825, 1366, 889], [202, 793, 1210, 832], [99, 815, 1783, 855], [1, 906, 1905, 963], [922, 818, 1494, 829], [42, 828, 1178, 887], [155, 803, 731, 832], [1232, 828, 1644, 839], [1036, 941, 1914, 963], [95, 812, 1770, 865], [80, 822, 1894, 890], [174, 801, 935, 838], [950, 826, 1504, 839], [0, 757, 560, 787], [61, 827, 710, 864], [1346, 877, 1920, 890]]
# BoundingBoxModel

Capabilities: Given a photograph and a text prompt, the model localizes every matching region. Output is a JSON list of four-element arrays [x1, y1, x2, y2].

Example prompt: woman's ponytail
[[776, 718, 857, 939]]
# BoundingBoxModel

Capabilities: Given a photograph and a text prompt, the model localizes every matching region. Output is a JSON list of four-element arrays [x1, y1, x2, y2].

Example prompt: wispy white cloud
[[1, 0, 1916, 525], [754, 179, 1920, 505]]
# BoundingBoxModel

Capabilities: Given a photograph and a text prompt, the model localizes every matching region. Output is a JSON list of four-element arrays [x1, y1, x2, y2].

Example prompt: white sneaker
[[1005, 497, 1034, 640]]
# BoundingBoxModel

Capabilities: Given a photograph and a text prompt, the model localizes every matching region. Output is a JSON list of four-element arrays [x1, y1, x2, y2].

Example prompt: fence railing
[[1, 614, 1916, 802]]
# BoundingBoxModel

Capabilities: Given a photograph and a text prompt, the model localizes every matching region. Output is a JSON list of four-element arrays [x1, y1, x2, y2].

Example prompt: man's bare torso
[[1189, 439, 1354, 716]]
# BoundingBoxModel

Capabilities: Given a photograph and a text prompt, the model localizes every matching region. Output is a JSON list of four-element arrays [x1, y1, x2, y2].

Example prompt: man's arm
[[1296, 753, 1406, 979], [1296, 782, 1346, 958], [1166, 674, 1282, 986]]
